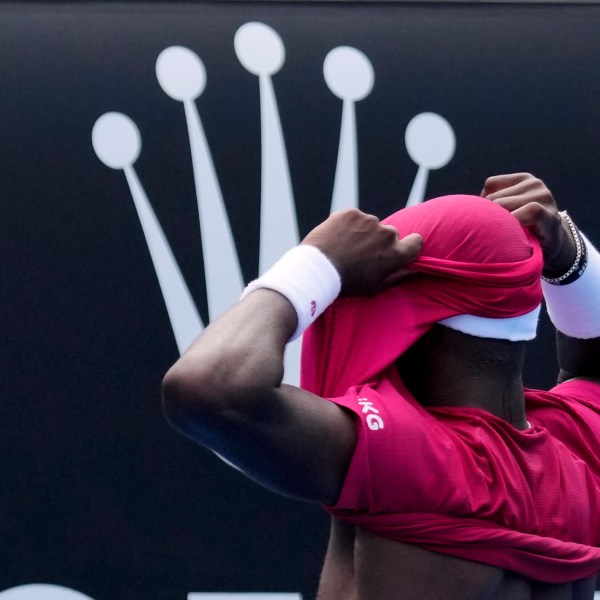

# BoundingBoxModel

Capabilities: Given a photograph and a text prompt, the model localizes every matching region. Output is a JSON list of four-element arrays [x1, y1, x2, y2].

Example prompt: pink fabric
[[301, 195, 543, 398], [300, 195, 599, 581], [324, 374, 600, 583]]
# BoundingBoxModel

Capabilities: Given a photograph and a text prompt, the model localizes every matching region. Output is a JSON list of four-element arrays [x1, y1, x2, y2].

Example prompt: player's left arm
[[482, 173, 600, 384]]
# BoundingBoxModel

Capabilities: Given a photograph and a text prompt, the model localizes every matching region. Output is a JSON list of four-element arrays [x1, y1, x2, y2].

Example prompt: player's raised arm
[[482, 173, 600, 383], [161, 208, 422, 503]]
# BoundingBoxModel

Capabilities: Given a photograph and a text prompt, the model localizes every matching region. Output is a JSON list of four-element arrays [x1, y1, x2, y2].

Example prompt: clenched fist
[[302, 208, 423, 296], [481, 173, 577, 276]]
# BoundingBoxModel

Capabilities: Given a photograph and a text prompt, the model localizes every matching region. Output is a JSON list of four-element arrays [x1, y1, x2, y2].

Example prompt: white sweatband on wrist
[[241, 245, 342, 340], [542, 232, 600, 339]]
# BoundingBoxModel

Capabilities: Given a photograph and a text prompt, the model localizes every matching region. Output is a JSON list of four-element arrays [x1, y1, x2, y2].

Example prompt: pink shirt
[[325, 371, 600, 583]]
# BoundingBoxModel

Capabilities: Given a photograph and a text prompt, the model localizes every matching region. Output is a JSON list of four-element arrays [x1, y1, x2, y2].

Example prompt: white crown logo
[[91, 21, 456, 385]]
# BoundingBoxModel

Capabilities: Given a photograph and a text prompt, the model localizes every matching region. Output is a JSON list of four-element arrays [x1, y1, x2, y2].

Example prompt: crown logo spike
[[235, 22, 300, 275], [405, 111, 456, 207], [156, 45, 245, 322], [93, 23, 457, 385], [235, 22, 304, 386], [324, 46, 374, 213], [91, 111, 204, 353]]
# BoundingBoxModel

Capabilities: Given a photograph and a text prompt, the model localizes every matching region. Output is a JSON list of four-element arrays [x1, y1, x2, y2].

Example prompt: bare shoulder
[[318, 523, 597, 600]]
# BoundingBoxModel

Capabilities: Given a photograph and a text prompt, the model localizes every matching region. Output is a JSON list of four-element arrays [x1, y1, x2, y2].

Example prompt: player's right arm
[[161, 209, 422, 503], [482, 172, 600, 383]]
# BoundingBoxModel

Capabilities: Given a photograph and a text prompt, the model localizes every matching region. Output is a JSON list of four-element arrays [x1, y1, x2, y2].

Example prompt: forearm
[[162, 289, 296, 425], [163, 241, 343, 415], [162, 288, 355, 502]]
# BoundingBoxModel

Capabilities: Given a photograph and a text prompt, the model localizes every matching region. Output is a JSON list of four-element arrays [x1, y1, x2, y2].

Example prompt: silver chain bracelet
[[541, 211, 586, 285]]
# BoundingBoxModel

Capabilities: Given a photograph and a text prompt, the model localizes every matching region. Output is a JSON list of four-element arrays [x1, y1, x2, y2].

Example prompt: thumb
[[511, 203, 557, 242], [381, 233, 423, 288], [397, 232, 424, 262]]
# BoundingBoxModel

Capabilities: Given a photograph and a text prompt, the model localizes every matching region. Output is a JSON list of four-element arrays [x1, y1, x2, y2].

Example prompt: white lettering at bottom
[[0, 586, 302, 600]]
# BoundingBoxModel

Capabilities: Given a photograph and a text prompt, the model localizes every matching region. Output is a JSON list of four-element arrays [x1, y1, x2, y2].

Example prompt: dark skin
[[397, 325, 529, 429], [162, 173, 600, 599]]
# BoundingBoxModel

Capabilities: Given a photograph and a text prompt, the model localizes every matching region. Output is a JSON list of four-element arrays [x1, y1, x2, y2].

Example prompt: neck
[[397, 325, 529, 430], [416, 369, 528, 429]]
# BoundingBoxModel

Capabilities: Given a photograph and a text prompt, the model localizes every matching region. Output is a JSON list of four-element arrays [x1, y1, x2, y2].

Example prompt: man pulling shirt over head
[[162, 173, 600, 599]]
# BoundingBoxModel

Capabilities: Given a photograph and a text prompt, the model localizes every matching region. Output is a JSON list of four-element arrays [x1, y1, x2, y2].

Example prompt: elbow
[[161, 365, 193, 430], [161, 361, 217, 432], [161, 355, 261, 433], [161, 341, 281, 439]]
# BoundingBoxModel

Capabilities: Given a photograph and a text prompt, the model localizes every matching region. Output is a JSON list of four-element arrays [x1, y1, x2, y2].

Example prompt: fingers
[[510, 202, 574, 276], [381, 267, 420, 288], [511, 202, 561, 239], [491, 192, 553, 213], [484, 180, 535, 203], [482, 173, 568, 273], [397, 232, 423, 262], [383, 225, 422, 258], [381, 233, 423, 287], [481, 173, 535, 197], [481, 174, 558, 224], [483, 177, 543, 202]]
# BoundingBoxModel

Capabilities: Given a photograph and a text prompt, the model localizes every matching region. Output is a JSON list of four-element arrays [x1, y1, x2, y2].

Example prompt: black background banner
[[1, 2, 599, 599]]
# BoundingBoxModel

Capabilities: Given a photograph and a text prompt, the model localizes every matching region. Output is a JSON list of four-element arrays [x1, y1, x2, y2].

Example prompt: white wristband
[[241, 245, 342, 340], [542, 232, 600, 339]]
